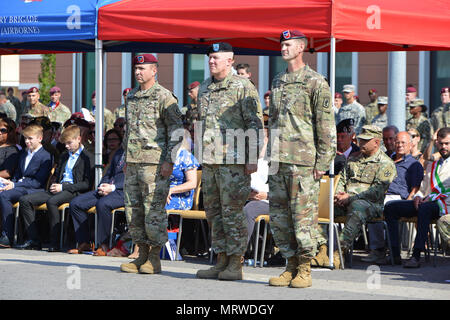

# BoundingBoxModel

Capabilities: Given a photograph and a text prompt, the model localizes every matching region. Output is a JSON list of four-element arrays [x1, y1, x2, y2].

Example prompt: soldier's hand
[[313, 170, 326, 180], [161, 161, 174, 177], [245, 164, 258, 175]]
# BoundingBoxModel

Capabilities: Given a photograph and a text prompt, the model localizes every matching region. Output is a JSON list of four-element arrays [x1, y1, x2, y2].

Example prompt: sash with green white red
[[429, 160, 449, 215]]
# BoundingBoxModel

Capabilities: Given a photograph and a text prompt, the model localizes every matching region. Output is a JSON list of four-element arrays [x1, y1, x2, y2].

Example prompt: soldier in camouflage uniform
[[266, 30, 336, 288], [6, 87, 21, 123], [120, 54, 183, 275], [430, 87, 450, 131], [27, 87, 50, 118], [336, 84, 366, 134], [0, 92, 17, 121], [437, 215, 450, 249], [365, 89, 378, 124], [47, 87, 72, 125], [335, 125, 397, 254], [114, 88, 131, 120], [370, 96, 388, 130], [183, 81, 200, 130], [195, 42, 263, 281], [406, 98, 433, 153]]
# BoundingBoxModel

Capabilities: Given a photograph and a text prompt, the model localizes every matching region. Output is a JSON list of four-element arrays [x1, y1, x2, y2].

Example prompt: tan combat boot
[[218, 254, 243, 281], [333, 250, 342, 270], [310, 244, 329, 267], [139, 245, 162, 274], [120, 244, 149, 273], [268, 256, 298, 287], [290, 257, 312, 288], [196, 252, 229, 279]]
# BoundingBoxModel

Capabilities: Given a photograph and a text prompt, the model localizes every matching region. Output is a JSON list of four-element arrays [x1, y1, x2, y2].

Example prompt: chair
[[166, 170, 209, 261], [317, 174, 344, 269], [86, 206, 125, 249], [252, 214, 270, 268]]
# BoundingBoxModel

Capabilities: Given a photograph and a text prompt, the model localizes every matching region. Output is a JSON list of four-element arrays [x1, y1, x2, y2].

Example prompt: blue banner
[[0, 0, 97, 43]]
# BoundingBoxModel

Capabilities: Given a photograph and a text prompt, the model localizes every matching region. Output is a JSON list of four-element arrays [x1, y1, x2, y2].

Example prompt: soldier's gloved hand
[[161, 161, 174, 177], [245, 164, 258, 175]]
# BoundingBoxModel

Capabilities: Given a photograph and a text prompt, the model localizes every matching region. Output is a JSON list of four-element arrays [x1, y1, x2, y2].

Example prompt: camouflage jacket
[[268, 65, 336, 171], [338, 148, 397, 207], [48, 102, 71, 125], [364, 100, 378, 124], [29, 102, 50, 118], [197, 71, 263, 165], [430, 103, 450, 131], [336, 100, 366, 134], [184, 101, 199, 127], [370, 112, 388, 130], [125, 82, 183, 164], [406, 114, 433, 153], [115, 104, 126, 119]]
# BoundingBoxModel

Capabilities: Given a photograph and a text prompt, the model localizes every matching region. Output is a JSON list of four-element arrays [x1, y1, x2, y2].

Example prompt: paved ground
[[1, 248, 449, 302]]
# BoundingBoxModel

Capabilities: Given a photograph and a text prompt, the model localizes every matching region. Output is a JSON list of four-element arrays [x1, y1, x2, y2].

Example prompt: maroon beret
[[28, 87, 39, 94], [70, 112, 84, 120], [49, 86, 61, 94], [188, 81, 200, 90], [133, 54, 158, 65], [91, 91, 96, 99], [440, 87, 450, 94], [280, 30, 306, 42], [264, 90, 271, 98], [122, 88, 132, 96], [406, 86, 417, 93], [334, 92, 342, 99], [368, 89, 377, 94]]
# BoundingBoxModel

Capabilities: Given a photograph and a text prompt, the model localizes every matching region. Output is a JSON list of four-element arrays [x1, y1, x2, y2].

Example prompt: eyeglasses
[[0, 128, 8, 134]]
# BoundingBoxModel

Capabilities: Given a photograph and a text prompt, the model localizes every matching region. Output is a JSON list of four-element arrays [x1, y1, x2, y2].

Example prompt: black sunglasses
[[0, 128, 8, 134]]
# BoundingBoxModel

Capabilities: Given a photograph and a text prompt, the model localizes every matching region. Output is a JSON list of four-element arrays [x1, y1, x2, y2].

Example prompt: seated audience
[[29, 116, 60, 166], [362, 131, 424, 264], [0, 118, 19, 179], [382, 125, 398, 157], [103, 129, 122, 166], [408, 127, 425, 166], [16, 125, 94, 251], [384, 127, 450, 268], [0, 124, 52, 248], [69, 145, 125, 256], [113, 117, 126, 138]]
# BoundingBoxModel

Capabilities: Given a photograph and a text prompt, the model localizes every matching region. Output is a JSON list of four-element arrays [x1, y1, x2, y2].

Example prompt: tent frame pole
[[328, 36, 336, 269]]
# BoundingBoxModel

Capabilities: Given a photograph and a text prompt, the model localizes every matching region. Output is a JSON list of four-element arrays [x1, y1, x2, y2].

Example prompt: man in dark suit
[[333, 118, 360, 174], [0, 124, 52, 248], [68, 146, 125, 255], [15, 125, 94, 251]]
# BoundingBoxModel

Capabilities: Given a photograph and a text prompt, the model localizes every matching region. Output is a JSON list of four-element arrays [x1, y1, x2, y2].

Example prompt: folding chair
[[317, 174, 344, 269], [252, 214, 270, 268], [166, 170, 209, 261], [87, 206, 125, 249]]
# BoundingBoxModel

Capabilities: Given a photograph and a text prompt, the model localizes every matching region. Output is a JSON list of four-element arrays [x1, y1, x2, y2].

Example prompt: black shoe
[[14, 240, 42, 250], [47, 246, 61, 252], [0, 234, 11, 248]]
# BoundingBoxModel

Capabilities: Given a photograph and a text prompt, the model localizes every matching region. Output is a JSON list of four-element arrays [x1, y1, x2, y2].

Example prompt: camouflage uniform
[[364, 100, 378, 124], [114, 104, 126, 119], [124, 82, 183, 247], [436, 214, 450, 247], [0, 100, 17, 122], [430, 103, 450, 131], [371, 112, 388, 130], [183, 101, 199, 128], [47, 102, 71, 125], [90, 107, 116, 132], [28, 102, 49, 118], [268, 65, 336, 260], [336, 100, 366, 134], [406, 114, 433, 153], [7, 94, 21, 123], [198, 71, 263, 256], [335, 142, 397, 249]]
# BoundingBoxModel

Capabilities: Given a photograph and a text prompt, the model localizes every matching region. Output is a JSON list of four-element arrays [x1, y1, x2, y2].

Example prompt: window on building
[[269, 56, 286, 85], [335, 52, 352, 96], [184, 54, 205, 104], [430, 51, 450, 112]]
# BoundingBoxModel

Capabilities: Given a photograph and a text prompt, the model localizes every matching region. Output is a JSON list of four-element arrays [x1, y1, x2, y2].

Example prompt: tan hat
[[342, 84, 355, 93], [409, 98, 424, 108], [357, 125, 382, 140], [377, 96, 388, 105]]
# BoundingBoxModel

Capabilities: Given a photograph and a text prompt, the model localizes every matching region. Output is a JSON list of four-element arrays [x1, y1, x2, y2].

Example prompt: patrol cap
[[29, 116, 52, 131], [368, 89, 377, 94], [187, 81, 200, 90], [377, 96, 388, 105], [122, 88, 132, 96], [406, 86, 417, 93], [336, 118, 354, 133], [342, 84, 355, 93], [280, 30, 306, 42], [357, 125, 382, 140], [49, 86, 61, 95], [409, 98, 424, 108], [133, 54, 158, 65], [441, 87, 450, 94], [334, 92, 342, 99], [206, 42, 233, 56], [28, 87, 39, 94], [264, 90, 271, 98]]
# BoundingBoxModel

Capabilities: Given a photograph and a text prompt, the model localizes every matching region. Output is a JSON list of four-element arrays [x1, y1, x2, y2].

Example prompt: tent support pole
[[328, 36, 336, 269]]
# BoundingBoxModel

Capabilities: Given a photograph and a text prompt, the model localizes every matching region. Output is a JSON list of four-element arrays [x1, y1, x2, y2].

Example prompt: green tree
[[38, 54, 56, 105]]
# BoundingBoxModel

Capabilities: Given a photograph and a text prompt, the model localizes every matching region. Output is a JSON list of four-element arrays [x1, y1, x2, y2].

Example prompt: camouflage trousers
[[124, 163, 170, 247], [269, 164, 319, 260], [437, 214, 450, 246], [202, 164, 251, 256], [335, 199, 383, 249]]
